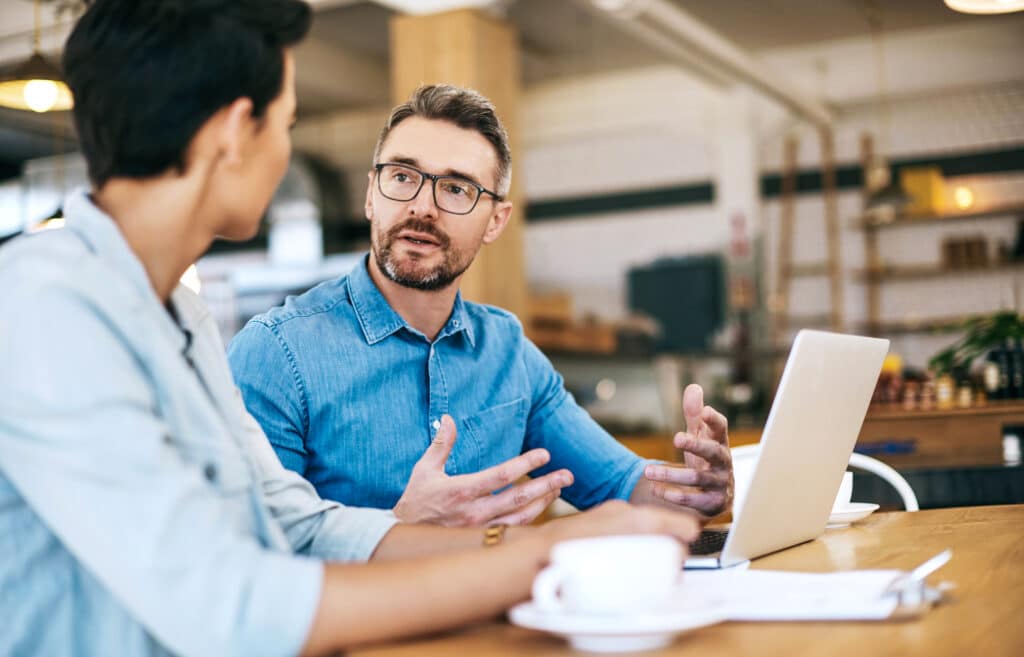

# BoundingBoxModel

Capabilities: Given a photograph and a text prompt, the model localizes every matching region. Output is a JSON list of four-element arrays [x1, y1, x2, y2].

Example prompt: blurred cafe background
[[2, 0, 1023, 510]]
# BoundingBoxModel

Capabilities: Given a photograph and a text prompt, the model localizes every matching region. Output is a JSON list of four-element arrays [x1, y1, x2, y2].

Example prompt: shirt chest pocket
[[458, 397, 529, 475]]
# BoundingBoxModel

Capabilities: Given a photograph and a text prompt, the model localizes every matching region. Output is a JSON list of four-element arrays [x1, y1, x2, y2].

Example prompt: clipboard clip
[[883, 549, 954, 618]]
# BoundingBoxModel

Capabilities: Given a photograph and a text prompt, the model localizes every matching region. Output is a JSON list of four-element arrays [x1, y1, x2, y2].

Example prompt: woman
[[0, 2, 698, 656]]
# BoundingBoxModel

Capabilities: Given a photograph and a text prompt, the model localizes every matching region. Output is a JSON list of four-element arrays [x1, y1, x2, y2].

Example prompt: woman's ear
[[218, 97, 256, 167]]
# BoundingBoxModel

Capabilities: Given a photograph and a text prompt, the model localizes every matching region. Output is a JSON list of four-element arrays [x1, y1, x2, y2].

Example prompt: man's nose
[[408, 178, 439, 218]]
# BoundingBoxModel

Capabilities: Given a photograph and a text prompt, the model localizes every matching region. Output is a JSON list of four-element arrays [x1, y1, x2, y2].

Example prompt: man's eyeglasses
[[374, 162, 502, 215]]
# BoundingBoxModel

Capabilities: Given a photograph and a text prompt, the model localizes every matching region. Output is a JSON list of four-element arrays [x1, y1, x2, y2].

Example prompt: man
[[0, 3, 699, 656], [229, 84, 734, 528]]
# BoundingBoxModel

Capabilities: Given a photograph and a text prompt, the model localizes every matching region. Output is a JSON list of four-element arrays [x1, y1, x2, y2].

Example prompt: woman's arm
[[299, 500, 700, 655]]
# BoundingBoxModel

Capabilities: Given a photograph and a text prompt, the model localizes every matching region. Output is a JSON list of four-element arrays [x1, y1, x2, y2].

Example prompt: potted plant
[[928, 311, 1024, 401]]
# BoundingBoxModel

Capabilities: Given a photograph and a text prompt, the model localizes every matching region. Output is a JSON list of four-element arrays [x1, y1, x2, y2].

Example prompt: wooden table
[[352, 505, 1024, 657]]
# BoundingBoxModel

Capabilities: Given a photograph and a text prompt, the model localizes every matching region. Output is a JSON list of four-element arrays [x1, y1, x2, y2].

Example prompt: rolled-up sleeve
[[0, 284, 322, 657], [520, 338, 651, 510], [228, 321, 310, 476], [236, 403, 399, 562]]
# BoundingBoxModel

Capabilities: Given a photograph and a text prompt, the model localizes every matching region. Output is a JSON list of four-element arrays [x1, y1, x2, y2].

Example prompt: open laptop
[[685, 330, 889, 569]]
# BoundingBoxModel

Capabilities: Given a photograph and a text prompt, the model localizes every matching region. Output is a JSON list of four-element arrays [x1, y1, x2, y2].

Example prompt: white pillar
[[713, 86, 761, 313]]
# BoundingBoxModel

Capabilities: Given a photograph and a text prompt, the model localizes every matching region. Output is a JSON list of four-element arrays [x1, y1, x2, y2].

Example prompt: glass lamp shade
[[0, 53, 73, 113], [944, 0, 1024, 13]]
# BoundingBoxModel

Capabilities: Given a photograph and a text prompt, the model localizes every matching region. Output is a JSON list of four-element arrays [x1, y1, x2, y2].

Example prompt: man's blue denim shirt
[[228, 256, 648, 511]]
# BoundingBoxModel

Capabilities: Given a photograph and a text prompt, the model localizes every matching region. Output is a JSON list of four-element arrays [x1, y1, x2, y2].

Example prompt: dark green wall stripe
[[759, 166, 862, 197], [760, 144, 1024, 198], [526, 183, 713, 222], [524, 144, 1024, 222]]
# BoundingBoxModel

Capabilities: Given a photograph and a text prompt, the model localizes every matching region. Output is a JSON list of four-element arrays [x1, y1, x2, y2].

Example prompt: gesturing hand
[[393, 415, 574, 527], [641, 384, 734, 518]]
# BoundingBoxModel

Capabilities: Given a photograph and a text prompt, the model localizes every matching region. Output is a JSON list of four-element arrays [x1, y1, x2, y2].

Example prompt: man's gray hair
[[372, 84, 512, 198]]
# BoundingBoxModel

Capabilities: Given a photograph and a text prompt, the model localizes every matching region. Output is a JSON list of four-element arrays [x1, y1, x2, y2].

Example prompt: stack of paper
[[681, 570, 906, 621]]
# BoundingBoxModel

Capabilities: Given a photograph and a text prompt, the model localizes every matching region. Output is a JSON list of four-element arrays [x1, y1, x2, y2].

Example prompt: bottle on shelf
[[983, 354, 1002, 401], [1012, 337, 1024, 399], [954, 366, 973, 409], [935, 372, 956, 410], [920, 378, 936, 411], [993, 344, 1012, 400]]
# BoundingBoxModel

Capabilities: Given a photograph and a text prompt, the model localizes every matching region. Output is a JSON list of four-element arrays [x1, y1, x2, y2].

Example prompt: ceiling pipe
[[306, 0, 499, 14], [583, 6, 735, 87], [579, 0, 834, 127]]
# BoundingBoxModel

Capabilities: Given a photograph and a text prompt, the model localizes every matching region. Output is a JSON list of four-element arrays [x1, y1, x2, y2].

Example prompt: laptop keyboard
[[689, 529, 729, 556]]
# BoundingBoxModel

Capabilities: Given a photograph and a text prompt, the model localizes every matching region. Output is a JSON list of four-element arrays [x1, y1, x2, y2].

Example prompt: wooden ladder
[[773, 129, 845, 343]]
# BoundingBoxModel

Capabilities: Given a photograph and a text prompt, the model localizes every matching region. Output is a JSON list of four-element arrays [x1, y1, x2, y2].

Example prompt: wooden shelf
[[860, 315, 975, 336], [785, 262, 829, 278], [859, 399, 1024, 468], [854, 261, 1024, 282], [783, 313, 832, 328], [866, 399, 1024, 420], [854, 203, 1024, 230]]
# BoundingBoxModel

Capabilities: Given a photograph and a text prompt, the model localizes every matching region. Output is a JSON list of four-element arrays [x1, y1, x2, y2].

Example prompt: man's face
[[365, 116, 510, 291]]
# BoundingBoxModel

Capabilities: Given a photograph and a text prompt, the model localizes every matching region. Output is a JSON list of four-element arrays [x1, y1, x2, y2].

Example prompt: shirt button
[[432, 419, 441, 430], [452, 319, 460, 327], [203, 463, 218, 483]]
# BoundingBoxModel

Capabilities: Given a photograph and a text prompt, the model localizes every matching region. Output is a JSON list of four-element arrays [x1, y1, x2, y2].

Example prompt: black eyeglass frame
[[373, 162, 503, 215]]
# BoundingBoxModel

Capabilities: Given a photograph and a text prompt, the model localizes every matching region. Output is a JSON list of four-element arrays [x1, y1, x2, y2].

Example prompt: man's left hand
[[635, 384, 733, 518]]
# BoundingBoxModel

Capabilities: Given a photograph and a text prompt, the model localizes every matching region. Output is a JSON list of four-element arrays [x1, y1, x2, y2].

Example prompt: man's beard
[[373, 218, 474, 291]]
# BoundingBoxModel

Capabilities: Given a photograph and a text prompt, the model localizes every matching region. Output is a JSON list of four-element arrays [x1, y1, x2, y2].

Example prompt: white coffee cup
[[532, 535, 683, 615], [831, 471, 853, 511]]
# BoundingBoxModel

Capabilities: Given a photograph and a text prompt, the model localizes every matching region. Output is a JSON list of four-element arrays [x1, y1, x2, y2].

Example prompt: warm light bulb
[[944, 0, 1024, 13], [953, 186, 975, 211], [595, 378, 617, 402], [23, 79, 58, 113]]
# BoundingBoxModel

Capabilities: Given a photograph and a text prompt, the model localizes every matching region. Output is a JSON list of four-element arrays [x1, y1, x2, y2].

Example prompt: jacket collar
[[63, 187, 192, 355]]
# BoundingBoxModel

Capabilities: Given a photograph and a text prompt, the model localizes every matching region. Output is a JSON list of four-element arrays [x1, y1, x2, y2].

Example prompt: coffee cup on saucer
[[828, 471, 880, 525], [831, 471, 853, 512], [532, 535, 683, 616]]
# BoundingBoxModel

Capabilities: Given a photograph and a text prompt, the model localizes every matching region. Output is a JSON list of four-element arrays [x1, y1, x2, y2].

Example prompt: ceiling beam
[[293, 36, 389, 110], [306, 0, 499, 14], [577, 0, 834, 127]]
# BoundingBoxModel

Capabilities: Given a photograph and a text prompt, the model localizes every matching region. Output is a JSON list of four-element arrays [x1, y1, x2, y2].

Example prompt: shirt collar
[[440, 290, 476, 348], [63, 186, 191, 355], [347, 254, 475, 348]]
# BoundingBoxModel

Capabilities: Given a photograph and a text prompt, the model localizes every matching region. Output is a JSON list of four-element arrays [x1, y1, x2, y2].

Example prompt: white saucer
[[828, 502, 880, 526], [508, 594, 724, 653]]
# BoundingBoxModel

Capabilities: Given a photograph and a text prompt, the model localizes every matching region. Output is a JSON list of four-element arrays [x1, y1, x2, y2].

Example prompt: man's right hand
[[393, 415, 573, 527]]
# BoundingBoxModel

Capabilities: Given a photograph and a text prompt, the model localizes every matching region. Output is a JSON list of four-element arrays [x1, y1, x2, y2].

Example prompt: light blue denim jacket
[[228, 255, 648, 512], [0, 189, 398, 657]]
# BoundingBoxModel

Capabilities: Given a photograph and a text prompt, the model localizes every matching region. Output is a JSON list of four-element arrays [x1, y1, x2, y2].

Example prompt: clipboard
[[682, 568, 949, 621]]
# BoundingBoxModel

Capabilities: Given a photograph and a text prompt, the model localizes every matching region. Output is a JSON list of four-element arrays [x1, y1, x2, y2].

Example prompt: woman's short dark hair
[[63, 0, 311, 188]]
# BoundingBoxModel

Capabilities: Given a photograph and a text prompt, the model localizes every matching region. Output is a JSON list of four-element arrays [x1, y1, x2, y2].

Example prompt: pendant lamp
[[0, 0, 73, 113]]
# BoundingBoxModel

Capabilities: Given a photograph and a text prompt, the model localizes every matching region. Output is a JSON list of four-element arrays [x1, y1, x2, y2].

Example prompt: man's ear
[[481, 200, 513, 244], [218, 97, 256, 167], [364, 170, 375, 221]]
